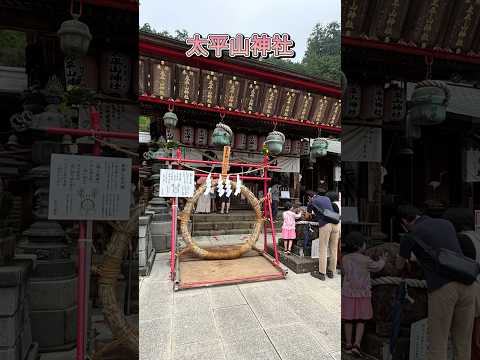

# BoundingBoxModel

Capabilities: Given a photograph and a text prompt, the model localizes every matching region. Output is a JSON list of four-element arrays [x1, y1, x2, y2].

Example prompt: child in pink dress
[[281, 203, 302, 254], [342, 231, 386, 356]]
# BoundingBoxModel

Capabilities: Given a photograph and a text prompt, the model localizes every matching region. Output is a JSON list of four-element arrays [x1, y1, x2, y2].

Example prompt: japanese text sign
[[158, 169, 195, 198], [221, 146, 231, 176], [186, 33, 295, 58], [48, 154, 132, 220]]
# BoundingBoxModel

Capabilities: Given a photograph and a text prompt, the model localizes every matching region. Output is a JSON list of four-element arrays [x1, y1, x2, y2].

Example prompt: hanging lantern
[[282, 139, 292, 154], [311, 138, 329, 158], [212, 123, 233, 147], [410, 80, 450, 126], [291, 140, 302, 156], [247, 135, 258, 152], [264, 130, 285, 156], [234, 133, 247, 150], [181, 126, 195, 145], [195, 128, 208, 147], [57, 1, 91, 57], [163, 111, 178, 128]]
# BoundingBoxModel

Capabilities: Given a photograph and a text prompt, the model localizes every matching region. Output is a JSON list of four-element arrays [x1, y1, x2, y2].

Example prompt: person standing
[[270, 182, 281, 220], [326, 191, 341, 269], [281, 203, 302, 254], [396, 205, 476, 360], [307, 190, 340, 281]]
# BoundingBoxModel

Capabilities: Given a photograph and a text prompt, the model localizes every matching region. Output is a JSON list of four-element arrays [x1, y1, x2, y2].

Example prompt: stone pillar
[[17, 142, 77, 352]]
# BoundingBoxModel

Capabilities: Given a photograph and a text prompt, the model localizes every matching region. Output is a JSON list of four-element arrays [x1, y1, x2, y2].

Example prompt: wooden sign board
[[48, 154, 132, 220], [221, 146, 231, 176], [158, 169, 195, 198]]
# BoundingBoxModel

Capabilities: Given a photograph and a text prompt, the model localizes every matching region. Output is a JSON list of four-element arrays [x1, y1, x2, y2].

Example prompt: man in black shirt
[[395, 205, 475, 360]]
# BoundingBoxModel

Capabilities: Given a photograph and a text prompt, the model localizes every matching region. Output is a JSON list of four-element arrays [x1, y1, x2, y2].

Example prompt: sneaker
[[344, 344, 353, 354], [351, 345, 362, 356], [326, 270, 334, 279]]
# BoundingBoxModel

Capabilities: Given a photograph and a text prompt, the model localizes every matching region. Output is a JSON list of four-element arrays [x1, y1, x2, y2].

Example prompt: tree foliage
[[0, 30, 26, 67]]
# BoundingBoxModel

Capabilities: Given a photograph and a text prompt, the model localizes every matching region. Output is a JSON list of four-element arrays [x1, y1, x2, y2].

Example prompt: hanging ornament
[[217, 175, 225, 197], [235, 174, 242, 196], [212, 114, 233, 147], [163, 100, 178, 128], [311, 138, 329, 158], [225, 175, 232, 198], [57, 0, 92, 57], [204, 173, 212, 196], [410, 80, 450, 126], [264, 129, 285, 156]]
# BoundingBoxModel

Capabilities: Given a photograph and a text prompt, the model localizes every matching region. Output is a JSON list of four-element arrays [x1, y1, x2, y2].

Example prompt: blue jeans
[[272, 200, 279, 219]]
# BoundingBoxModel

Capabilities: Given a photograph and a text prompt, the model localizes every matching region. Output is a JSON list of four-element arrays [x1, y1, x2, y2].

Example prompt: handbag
[[413, 235, 480, 285], [311, 203, 340, 224]]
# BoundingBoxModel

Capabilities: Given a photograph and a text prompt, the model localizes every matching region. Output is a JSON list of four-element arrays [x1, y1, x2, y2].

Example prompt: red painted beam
[[139, 42, 341, 98], [84, 0, 138, 12], [342, 36, 480, 65], [139, 96, 342, 133]]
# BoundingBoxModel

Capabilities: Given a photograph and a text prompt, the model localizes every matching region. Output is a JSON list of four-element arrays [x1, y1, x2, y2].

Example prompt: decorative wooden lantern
[[163, 111, 178, 128], [165, 127, 181, 141], [261, 85, 280, 116], [221, 76, 243, 110], [100, 51, 132, 96], [311, 96, 332, 124], [384, 84, 406, 123], [264, 131, 285, 155], [301, 140, 310, 156], [282, 139, 292, 155], [247, 134, 258, 152], [410, 80, 450, 126], [294, 92, 314, 121], [195, 128, 208, 147], [278, 88, 299, 118], [344, 84, 361, 118], [57, 16, 91, 56], [257, 136, 266, 152], [152, 60, 173, 99], [242, 80, 262, 113], [291, 140, 302, 155], [360, 84, 384, 120], [176, 65, 200, 103], [181, 126, 195, 145], [311, 138, 329, 158], [200, 71, 220, 107], [235, 133, 247, 150]]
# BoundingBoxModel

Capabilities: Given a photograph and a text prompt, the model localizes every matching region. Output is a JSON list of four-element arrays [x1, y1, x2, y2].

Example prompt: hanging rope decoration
[[179, 178, 263, 259]]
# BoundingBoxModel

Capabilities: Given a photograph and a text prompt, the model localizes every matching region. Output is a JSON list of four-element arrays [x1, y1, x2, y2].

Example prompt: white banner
[[271, 157, 301, 173], [465, 149, 480, 182], [342, 126, 382, 162]]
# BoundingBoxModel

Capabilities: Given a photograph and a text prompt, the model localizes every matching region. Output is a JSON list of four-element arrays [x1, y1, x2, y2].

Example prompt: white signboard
[[48, 154, 132, 220], [311, 239, 319, 258], [158, 169, 195, 198], [280, 191, 291, 199], [409, 319, 453, 360]]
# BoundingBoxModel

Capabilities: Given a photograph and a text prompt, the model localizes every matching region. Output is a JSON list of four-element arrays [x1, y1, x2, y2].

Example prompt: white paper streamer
[[234, 174, 242, 196], [217, 174, 225, 197], [204, 173, 212, 196], [225, 175, 232, 198]]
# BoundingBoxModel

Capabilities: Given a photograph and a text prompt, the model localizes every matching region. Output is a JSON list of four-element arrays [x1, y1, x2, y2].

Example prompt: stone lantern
[[264, 131, 285, 156], [311, 138, 329, 158], [57, 16, 92, 57], [410, 80, 450, 126]]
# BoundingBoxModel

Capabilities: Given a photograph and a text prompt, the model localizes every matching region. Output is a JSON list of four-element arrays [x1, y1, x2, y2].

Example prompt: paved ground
[[139, 237, 341, 360]]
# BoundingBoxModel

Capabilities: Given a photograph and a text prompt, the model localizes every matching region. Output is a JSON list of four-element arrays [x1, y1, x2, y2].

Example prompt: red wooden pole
[[195, 173, 271, 181], [266, 193, 279, 264], [47, 127, 138, 140], [170, 197, 176, 280], [75, 224, 86, 360], [263, 156, 268, 251]]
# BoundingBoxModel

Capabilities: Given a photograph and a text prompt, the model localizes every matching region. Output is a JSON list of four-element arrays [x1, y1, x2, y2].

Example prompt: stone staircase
[[191, 211, 282, 237]]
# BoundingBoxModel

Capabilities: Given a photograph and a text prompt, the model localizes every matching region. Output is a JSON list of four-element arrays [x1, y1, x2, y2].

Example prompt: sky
[[139, 0, 340, 62]]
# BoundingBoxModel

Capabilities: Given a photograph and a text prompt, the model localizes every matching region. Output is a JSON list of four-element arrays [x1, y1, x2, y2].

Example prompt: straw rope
[[179, 178, 263, 259], [92, 206, 141, 359], [371, 276, 427, 288]]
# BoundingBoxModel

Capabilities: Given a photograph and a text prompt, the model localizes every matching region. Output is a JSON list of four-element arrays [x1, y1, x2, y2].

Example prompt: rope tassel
[[235, 174, 241, 196]]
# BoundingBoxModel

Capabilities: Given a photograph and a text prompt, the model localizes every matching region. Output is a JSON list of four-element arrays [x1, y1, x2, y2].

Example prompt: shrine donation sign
[[158, 169, 195, 198], [48, 154, 132, 220]]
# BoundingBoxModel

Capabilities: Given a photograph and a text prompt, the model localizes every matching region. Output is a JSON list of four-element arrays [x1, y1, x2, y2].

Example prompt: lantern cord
[[219, 111, 226, 122], [70, 0, 83, 18], [167, 98, 175, 112], [425, 55, 433, 80]]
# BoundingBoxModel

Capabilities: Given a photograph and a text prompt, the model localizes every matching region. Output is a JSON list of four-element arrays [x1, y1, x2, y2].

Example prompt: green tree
[[139, 24, 188, 40], [0, 30, 26, 67]]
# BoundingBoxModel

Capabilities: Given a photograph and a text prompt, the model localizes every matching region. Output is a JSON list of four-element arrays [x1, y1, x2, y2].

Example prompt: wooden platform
[[176, 250, 286, 290]]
